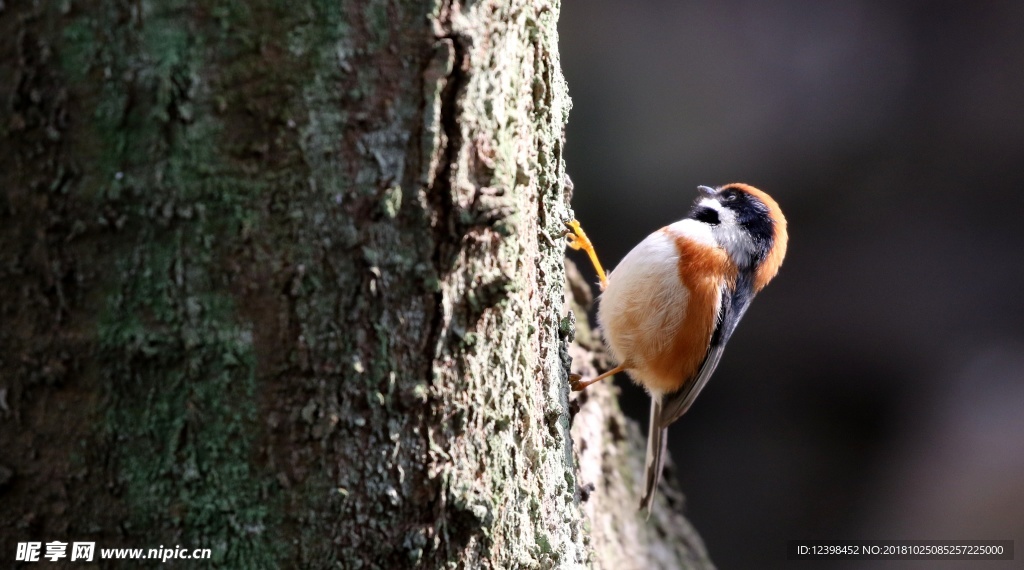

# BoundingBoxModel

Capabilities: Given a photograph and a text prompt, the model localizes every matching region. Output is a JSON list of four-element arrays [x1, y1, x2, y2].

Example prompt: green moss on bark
[[65, 1, 283, 566]]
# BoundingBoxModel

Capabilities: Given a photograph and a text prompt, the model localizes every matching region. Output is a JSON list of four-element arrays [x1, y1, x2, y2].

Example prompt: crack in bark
[[424, 19, 471, 362]]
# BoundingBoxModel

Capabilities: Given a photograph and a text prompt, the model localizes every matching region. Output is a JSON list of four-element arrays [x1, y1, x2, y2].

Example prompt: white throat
[[697, 198, 756, 268]]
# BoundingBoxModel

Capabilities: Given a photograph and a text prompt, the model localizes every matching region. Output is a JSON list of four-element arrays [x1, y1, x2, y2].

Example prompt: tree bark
[[1, 0, 711, 567]]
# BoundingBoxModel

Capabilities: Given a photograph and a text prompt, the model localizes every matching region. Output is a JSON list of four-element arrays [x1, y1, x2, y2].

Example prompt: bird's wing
[[656, 284, 751, 427]]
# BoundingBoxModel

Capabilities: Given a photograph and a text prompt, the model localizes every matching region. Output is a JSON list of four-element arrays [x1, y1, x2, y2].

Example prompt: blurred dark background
[[559, 1, 1024, 568]]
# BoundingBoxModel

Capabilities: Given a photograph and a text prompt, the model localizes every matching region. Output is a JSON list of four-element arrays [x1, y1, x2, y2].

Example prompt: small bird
[[566, 183, 788, 514]]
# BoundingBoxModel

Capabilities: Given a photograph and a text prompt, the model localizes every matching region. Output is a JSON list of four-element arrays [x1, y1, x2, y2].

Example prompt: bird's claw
[[564, 219, 588, 251], [569, 373, 586, 392], [563, 219, 609, 291]]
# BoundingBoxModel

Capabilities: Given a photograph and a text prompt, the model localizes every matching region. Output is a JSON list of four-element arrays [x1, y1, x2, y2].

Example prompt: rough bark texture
[[1, 0, 710, 568]]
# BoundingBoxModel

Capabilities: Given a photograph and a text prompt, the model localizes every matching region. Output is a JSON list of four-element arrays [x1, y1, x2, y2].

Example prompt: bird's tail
[[640, 397, 668, 516]]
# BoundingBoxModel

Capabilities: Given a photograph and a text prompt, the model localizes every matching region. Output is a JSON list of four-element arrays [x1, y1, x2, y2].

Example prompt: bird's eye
[[723, 191, 738, 202]]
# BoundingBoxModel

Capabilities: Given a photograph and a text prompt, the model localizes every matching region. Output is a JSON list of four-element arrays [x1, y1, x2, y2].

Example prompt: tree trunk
[[1, 0, 712, 567]]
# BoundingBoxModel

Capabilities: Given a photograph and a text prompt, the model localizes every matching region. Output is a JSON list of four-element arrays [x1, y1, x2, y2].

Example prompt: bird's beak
[[697, 185, 716, 197]]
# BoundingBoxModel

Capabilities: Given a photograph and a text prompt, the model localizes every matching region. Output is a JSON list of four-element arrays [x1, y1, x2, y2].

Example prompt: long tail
[[640, 397, 668, 516]]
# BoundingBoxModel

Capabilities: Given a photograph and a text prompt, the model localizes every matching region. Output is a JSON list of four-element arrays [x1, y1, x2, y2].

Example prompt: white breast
[[599, 234, 684, 366], [597, 221, 713, 387]]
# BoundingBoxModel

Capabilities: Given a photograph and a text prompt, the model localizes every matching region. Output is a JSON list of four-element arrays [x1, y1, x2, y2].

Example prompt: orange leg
[[570, 364, 627, 392], [565, 219, 609, 291]]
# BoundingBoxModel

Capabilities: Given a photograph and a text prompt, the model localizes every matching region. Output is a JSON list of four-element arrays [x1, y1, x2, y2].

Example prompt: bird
[[565, 183, 788, 514]]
